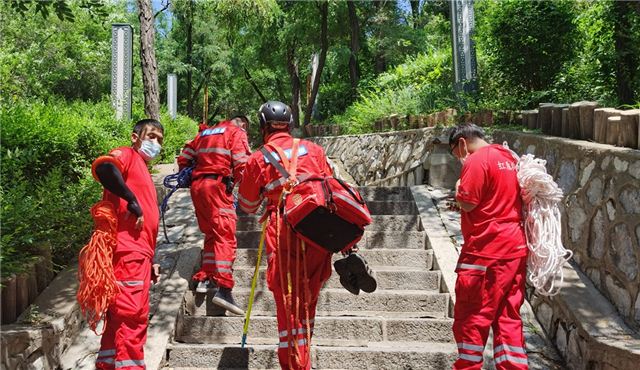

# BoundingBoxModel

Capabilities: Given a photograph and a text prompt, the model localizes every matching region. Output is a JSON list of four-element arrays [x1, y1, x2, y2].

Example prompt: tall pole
[[111, 24, 133, 121], [450, 0, 478, 108], [167, 73, 177, 120]]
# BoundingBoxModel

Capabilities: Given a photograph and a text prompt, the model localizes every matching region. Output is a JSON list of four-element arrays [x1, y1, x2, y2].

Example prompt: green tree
[[475, 0, 576, 103], [0, 1, 123, 101]]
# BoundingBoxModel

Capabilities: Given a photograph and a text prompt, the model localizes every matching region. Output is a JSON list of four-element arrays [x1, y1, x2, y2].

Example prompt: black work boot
[[346, 253, 377, 293], [195, 279, 215, 294], [212, 287, 245, 315], [334, 257, 360, 295]]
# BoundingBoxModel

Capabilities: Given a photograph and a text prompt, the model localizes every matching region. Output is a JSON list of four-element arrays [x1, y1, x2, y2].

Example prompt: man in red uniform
[[238, 101, 337, 370], [449, 123, 529, 369], [178, 115, 251, 315], [92, 119, 164, 370]]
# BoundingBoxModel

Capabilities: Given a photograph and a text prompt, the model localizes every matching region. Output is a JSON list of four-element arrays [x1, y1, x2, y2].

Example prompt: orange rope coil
[[76, 200, 120, 334]]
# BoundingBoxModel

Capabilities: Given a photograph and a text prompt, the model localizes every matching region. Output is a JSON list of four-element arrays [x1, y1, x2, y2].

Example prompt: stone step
[[236, 214, 422, 232], [230, 266, 441, 291], [166, 342, 456, 369], [169, 200, 418, 223], [185, 289, 449, 318], [235, 230, 426, 250], [204, 248, 434, 270], [357, 187, 414, 202], [365, 200, 417, 215], [177, 316, 454, 345]]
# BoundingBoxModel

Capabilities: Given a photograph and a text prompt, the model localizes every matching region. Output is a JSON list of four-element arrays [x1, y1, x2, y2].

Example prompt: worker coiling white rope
[[505, 143, 573, 296]]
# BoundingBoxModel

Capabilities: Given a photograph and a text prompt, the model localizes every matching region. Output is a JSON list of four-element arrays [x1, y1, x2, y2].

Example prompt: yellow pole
[[241, 220, 267, 348]]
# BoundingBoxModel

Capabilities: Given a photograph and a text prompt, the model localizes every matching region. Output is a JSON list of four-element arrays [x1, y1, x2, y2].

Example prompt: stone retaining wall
[[311, 127, 460, 188], [493, 131, 640, 329], [314, 128, 639, 328]]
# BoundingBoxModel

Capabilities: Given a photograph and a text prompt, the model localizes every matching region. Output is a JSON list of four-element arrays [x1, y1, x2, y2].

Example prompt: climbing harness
[[160, 166, 193, 242], [77, 201, 120, 334], [504, 142, 573, 296], [241, 221, 267, 348]]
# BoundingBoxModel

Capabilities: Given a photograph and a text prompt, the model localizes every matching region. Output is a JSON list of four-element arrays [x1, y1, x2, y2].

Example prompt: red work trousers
[[96, 251, 151, 370], [191, 176, 238, 288], [452, 255, 528, 370], [264, 213, 332, 370]]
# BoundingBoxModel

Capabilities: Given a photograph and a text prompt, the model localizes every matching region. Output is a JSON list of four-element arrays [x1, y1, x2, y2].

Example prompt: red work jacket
[[178, 120, 251, 182], [238, 131, 332, 214]]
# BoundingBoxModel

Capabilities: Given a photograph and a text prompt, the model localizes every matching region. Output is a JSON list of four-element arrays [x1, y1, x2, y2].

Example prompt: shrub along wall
[[0, 99, 196, 323]]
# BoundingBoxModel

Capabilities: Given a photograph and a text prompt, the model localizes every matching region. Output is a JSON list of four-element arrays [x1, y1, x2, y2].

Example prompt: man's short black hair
[[134, 118, 164, 134], [448, 123, 485, 145], [231, 114, 249, 126]]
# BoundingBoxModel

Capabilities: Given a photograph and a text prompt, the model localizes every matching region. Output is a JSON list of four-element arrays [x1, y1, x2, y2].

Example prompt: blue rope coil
[[160, 167, 193, 242]]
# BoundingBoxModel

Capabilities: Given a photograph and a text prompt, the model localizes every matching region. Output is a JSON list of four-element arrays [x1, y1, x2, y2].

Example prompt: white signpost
[[450, 0, 478, 96], [111, 24, 133, 120], [167, 73, 177, 120]]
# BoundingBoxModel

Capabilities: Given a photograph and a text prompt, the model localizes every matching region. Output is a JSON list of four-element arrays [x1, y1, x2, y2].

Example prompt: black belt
[[202, 174, 220, 180]]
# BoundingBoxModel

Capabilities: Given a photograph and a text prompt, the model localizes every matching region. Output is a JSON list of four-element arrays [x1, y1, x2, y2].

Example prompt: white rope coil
[[505, 143, 573, 296]]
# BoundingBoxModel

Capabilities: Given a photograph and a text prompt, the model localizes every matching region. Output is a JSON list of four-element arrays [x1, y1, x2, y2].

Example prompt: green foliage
[[475, 0, 577, 107], [553, 0, 640, 106], [334, 50, 454, 133], [0, 99, 197, 278], [0, 1, 127, 101], [8, 0, 108, 22]]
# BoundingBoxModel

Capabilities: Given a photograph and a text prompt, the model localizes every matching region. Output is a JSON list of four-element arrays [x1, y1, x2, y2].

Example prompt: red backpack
[[260, 140, 372, 253]]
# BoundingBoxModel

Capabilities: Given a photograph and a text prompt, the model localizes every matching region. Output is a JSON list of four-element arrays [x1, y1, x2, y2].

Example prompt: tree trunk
[[347, 1, 360, 91], [287, 45, 302, 128], [410, 0, 420, 28], [244, 67, 267, 103], [186, 0, 194, 117], [303, 1, 329, 127], [137, 0, 160, 120], [613, 1, 637, 105]]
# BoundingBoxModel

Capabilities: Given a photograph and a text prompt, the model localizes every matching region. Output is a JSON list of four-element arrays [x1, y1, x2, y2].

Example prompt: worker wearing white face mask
[[448, 123, 528, 370], [82, 119, 164, 370]]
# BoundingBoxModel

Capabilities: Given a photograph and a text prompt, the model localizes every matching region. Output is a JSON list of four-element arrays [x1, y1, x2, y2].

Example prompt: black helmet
[[258, 101, 292, 129]]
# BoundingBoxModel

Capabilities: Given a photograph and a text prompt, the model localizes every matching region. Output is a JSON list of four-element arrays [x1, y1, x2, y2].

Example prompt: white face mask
[[138, 140, 162, 161]]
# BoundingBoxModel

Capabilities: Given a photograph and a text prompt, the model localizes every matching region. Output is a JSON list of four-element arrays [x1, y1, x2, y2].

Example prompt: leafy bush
[[333, 50, 454, 133], [475, 0, 577, 108], [0, 99, 197, 277]]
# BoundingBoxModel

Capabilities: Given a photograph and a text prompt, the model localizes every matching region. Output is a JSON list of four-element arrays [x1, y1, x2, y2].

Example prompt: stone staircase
[[164, 187, 457, 369]]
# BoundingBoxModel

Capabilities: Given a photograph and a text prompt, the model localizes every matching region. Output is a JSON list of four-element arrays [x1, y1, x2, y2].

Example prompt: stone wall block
[[566, 329, 584, 370], [551, 104, 569, 136], [555, 322, 568, 357], [593, 108, 619, 144], [567, 196, 587, 243], [580, 158, 596, 187], [613, 157, 629, 173], [567, 102, 582, 139], [617, 109, 640, 149], [606, 116, 622, 146], [535, 301, 554, 335], [604, 274, 632, 317], [619, 186, 640, 214], [578, 101, 599, 140], [587, 268, 602, 292], [538, 103, 554, 133], [588, 209, 606, 259], [609, 223, 638, 281], [561, 107, 570, 138], [1, 275, 17, 324], [557, 160, 577, 195]]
